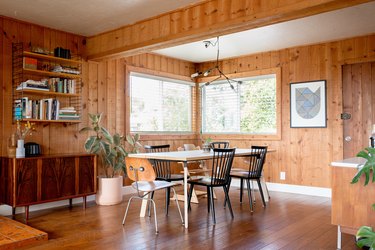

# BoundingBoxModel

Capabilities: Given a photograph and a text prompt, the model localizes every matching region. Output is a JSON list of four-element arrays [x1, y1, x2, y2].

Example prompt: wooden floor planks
[[7, 188, 358, 250]]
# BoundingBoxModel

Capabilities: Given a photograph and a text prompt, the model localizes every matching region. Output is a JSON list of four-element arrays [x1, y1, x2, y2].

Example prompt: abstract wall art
[[290, 80, 327, 128]]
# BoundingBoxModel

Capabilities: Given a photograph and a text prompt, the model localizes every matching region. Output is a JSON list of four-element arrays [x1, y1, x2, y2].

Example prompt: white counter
[[330, 157, 365, 168]]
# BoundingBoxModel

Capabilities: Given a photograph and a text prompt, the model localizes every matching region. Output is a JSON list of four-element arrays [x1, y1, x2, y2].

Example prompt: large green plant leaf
[[352, 147, 375, 186], [101, 127, 113, 144], [356, 226, 375, 249]]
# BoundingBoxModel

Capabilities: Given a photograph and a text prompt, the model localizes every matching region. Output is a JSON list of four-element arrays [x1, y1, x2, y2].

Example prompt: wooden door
[[343, 62, 375, 158]]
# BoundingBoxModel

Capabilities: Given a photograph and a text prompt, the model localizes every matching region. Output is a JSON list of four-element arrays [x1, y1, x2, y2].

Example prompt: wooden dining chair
[[122, 157, 183, 234], [227, 146, 268, 212], [187, 148, 236, 224], [144, 144, 184, 215], [210, 141, 229, 149]]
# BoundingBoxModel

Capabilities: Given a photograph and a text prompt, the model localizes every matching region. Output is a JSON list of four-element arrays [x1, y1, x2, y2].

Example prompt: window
[[201, 73, 277, 135], [130, 72, 193, 133]]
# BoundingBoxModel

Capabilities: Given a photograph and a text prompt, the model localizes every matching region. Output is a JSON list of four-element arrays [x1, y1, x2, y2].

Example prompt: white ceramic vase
[[16, 139, 25, 158], [95, 175, 123, 205]]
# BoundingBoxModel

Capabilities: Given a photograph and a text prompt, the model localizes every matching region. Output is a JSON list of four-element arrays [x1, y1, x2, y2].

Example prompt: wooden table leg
[[183, 161, 188, 228]]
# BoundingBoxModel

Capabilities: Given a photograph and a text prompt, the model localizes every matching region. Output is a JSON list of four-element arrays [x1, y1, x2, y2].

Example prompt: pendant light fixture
[[191, 36, 242, 90]]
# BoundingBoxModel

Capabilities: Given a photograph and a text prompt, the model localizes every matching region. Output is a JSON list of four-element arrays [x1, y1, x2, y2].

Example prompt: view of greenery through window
[[202, 74, 276, 134], [130, 73, 192, 133]]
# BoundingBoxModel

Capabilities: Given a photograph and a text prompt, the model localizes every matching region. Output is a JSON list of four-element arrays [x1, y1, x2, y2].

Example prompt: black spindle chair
[[210, 141, 229, 149], [227, 146, 268, 212], [187, 148, 236, 224], [144, 144, 184, 215]]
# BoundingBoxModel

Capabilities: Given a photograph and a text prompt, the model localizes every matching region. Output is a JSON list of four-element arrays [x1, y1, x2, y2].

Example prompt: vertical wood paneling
[[0, 17, 86, 155]]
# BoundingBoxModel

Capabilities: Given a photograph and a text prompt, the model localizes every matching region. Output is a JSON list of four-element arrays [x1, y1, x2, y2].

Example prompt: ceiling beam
[[86, 0, 374, 60]]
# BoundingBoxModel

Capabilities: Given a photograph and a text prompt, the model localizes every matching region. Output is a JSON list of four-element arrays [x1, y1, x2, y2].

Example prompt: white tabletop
[[128, 148, 275, 162], [330, 157, 366, 168]]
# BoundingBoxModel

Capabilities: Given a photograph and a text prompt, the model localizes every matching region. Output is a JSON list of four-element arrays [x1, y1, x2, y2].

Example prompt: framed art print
[[290, 80, 327, 128]]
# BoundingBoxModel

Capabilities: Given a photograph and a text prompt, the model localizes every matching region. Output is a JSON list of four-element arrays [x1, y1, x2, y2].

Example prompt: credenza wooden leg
[[12, 207, 16, 218], [69, 198, 73, 208], [83, 196, 87, 209], [25, 205, 29, 224]]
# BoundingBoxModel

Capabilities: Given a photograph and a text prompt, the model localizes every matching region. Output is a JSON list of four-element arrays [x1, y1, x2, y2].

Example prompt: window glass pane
[[130, 74, 192, 133], [202, 74, 276, 134]]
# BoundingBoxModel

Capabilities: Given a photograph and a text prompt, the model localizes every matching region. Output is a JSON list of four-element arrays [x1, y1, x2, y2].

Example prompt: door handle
[[345, 136, 352, 142]]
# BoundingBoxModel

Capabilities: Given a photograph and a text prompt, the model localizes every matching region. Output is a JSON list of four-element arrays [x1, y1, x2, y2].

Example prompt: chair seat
[[230, 170, 260, 179], [156, 174, 185, 181], [188, 177, 227, 186], [132, 180, 180, 192]]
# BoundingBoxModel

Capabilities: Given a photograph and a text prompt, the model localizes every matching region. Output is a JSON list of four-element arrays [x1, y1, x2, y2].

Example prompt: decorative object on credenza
[[25, 142, 41, 157], [290, 80, 327, 128], [15, 120, 36, 158], [80, 113, 142, 205], [351, 147, 375, 249]]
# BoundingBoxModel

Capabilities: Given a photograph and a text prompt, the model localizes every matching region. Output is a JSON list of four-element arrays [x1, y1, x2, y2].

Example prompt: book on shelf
[[59, 106, 79, 120], [48, 78, 76, 94], [17, 97, 61, 120], [23, 57, 37, 70]]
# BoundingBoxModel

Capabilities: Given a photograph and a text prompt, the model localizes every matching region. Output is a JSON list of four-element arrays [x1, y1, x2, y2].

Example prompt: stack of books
[[17, 79, 49, 91], [59, 107, 79, 120]]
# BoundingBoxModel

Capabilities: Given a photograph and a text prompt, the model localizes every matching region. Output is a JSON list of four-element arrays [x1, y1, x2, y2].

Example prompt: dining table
[[127, 148, 275, 228]]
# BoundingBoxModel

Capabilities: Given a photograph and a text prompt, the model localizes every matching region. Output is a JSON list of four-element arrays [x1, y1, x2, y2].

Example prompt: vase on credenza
[[16, 139, 25, 158]]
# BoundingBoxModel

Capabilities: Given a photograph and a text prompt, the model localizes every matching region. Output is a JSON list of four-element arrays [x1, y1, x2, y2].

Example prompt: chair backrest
[[144, 144, 171, 179], [210, 141, 229, 149], [209, 148, 236, 185], [125, 158, 156, 182], [247, 146, 268, 178]]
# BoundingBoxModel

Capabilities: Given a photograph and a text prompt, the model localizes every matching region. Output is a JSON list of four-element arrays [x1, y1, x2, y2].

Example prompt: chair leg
[[209, 187, 216, 224], [224, 177, 232, 208], [166, 187, 170, 215], [149, 199, 158, 234], [148, 191, 155, 217], [188, 184, 194, 211], [207, 186, 211, 213], [223, 185, 234, 219], [240, 178, 244, 203], [122, 197, 134, 225], [257, 179, 266, 207], [171, 187, 184, 225], [246, 179, 254, 213]]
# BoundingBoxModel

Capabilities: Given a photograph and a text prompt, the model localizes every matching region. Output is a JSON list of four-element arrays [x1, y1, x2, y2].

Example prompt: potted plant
[[351, 147, 375, 249], [80, 113, 141, 205]]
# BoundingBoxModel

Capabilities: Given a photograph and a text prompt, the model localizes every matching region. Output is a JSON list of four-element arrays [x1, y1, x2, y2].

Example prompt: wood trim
[[125, 65, 198, 137], [86, 0, 373, 59], [198, 67, 282, 141]]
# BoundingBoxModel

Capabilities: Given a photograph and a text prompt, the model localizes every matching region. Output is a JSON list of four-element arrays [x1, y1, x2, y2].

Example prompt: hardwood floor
[[14, 188, 358, 250]]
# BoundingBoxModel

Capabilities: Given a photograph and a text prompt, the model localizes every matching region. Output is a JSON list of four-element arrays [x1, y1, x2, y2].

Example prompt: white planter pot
[[96, 175, 123, 205]]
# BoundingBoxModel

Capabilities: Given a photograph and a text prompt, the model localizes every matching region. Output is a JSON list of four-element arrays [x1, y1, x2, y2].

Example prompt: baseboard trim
[[0, 183, 330, 216], [0, 186, 136, 216], [230, 179, 331, 198]]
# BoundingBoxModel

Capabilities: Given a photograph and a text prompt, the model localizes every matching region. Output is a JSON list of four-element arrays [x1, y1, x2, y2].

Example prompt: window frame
[[125, 65, 197, 140], [197, 67, 281, 141]]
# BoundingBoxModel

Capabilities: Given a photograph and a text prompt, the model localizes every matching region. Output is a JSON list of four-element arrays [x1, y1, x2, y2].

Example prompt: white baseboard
[[230, 179, 331, 198], [0, 186, 136, 216], [0, 183, 330, 216]]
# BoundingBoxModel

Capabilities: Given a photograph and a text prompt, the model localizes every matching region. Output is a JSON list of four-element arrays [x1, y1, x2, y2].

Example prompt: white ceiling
[[155, 1, 375, 63], [0, 0, 204, 36]]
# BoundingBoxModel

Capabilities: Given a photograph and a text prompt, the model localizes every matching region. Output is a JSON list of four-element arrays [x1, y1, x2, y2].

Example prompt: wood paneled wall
[[0, 16, 87, 156], [195, 34, 375, 188]]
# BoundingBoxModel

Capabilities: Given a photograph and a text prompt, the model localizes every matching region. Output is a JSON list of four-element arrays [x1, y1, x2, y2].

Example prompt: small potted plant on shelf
[[80, 113, 142, 205], [351, 147, 375, 249]]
